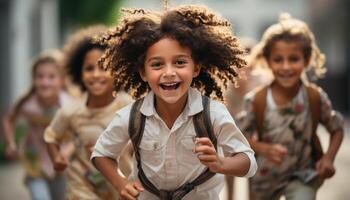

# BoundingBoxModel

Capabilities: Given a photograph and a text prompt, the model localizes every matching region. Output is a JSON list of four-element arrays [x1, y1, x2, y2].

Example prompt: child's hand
[[119, 180, 144, 200], [194, 137, 222, 173], [5, 143, 18, 160], [53, 154, 68, 171], [316, 155, 335, 179], [266, 144, 288, 165]]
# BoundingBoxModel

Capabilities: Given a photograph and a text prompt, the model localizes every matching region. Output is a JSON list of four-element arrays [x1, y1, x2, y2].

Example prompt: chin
[[276, 79, 300, 89]]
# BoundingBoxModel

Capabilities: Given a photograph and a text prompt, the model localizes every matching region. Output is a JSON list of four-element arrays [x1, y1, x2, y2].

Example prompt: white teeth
[[162, 83, 178, 86]]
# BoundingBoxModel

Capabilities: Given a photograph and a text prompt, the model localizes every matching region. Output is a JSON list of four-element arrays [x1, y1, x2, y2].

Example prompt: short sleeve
[[91, 104, 132, 161], [43, 107, 72, 144], [319, 88, 344, 134]]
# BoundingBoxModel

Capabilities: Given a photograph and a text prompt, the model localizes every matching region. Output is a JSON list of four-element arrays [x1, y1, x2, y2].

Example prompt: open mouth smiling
[[159, 82, 181, 90]]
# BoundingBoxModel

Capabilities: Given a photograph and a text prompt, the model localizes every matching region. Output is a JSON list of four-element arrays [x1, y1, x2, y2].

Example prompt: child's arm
[[93, 157, 144, 199], [2, 115, 18, 159], [194, 137, 251, 176], [47, 142, 68, 171], [247, 138, 288, 165], [316, 129, 343, 179], [316, 90, 345, 179], [43, 107, 72, 171]]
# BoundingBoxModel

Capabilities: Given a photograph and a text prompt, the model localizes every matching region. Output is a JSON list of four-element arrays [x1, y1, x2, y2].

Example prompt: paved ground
[[1, 122, 349, 200]]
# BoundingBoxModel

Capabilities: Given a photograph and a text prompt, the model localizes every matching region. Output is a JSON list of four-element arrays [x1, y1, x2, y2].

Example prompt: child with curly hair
[[237, 14, 344, 200], [43, 26, 133, 200], [91, 4, 257, 200], [3, 49, 72, 200]]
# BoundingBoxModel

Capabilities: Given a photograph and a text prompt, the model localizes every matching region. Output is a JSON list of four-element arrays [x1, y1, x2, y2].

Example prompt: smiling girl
[[43, 26, 133, 200], [3, 49, 72, 200], [237, 14, 344, 200]]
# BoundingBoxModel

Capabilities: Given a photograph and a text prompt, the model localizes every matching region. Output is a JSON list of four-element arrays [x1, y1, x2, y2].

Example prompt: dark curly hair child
[[44, 25, 133, 200], [92, 5, 257, 200]]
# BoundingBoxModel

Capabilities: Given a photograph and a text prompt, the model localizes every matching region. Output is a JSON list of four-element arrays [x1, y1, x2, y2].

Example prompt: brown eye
[[272, 57, 282, 63], [83, 65, 94, 72], [289, 56, 301, 62], [150, 62, 162, 68], [175, 59, 187, 66]]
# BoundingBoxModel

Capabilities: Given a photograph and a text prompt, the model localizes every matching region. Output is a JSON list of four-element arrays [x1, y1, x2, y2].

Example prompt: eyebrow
[[146, 54, 191, 63]]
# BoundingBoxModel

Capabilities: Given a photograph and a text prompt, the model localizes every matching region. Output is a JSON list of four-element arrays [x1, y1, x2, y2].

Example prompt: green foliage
[[59, 0, 123, 27]]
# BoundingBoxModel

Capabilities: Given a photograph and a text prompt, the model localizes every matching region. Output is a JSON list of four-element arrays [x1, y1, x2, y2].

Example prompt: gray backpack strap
[[128, 98, 161, 197], [128, 98, 145, 148], [193, 95, 217, 149]]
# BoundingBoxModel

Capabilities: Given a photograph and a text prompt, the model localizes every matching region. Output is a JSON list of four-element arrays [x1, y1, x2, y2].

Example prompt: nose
[[162, 65, 176, 78], [282, 60, 290, 70], [92, 67, 102, 77]]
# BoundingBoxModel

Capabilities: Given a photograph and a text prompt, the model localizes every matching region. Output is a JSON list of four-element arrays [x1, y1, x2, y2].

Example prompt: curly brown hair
[[63, 25, 107, 91], [97, 5, 246, 101]]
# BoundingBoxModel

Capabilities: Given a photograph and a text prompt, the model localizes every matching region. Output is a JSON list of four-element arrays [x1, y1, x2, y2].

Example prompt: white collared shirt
[[92, 87, 257, 200]]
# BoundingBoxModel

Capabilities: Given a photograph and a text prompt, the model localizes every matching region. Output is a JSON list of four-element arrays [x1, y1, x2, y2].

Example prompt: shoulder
[[113, 102, 134, 121], [112, 91, 134, 111], [303, 82, 329, 102], [59, 90, 76, 106], [107, 103, 134, 131], [57, 97, 85, 119], [208, 98, 233, 122], [243, 84, 269, 103], [20, 95, 37, 112]]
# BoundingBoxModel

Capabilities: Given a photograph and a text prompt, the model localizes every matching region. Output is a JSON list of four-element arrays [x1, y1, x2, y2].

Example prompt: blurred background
[[0, 0, 349, 199]]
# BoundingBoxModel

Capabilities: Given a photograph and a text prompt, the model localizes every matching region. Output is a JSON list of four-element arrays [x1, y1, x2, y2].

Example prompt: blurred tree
[[59, 0, 123, 28]]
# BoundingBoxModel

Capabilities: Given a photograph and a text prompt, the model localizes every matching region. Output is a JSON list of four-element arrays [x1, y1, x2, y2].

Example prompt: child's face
[[34, 62, 62, 99], [267, 40, 308, 89], [82, 48, 114, 98], [140, 37, 200, 105]]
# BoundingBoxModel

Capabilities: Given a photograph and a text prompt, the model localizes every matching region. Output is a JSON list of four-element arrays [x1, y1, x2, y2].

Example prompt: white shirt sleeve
[[91, 104, 132, 161], [210, 100, 257, 178]]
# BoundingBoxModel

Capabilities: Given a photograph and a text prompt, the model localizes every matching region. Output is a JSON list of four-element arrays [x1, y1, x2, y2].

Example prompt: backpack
[[128, 95, 217, 200], [252, 83, 323, 162]]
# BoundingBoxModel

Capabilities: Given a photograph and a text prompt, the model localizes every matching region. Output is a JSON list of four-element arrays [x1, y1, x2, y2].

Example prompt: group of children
[[2, 3, 344, 200]]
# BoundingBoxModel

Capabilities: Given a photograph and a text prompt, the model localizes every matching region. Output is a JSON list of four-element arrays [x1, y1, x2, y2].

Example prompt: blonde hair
[[249, 13, 326, 80]]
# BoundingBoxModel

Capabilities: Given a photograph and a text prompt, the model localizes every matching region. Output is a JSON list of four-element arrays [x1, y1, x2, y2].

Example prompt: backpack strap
[[252, 86, 268, 140], [128, 95, 216, 200], [305, 83, 324, 161], [129, 98, 160, 196], [193, 95, 217, 149]]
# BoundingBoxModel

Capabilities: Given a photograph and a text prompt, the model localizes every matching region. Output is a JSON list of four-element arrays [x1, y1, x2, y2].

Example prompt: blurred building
[[0, 0, 59, 120]]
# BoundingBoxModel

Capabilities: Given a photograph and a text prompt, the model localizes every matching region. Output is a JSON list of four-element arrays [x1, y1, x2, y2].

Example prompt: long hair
[[9, 49, 63, 122]]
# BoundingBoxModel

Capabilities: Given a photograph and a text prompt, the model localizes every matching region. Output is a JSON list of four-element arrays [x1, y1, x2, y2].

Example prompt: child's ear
[[138, 68, 147, 82], [193, 64, 201, 78]]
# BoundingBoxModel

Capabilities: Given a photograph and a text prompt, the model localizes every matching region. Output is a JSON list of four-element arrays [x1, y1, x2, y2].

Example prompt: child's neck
[[271, 81, 302, 106], [37, 94, 59, 108], [155, 94, 188, 129], [87, 92, 114, 109]]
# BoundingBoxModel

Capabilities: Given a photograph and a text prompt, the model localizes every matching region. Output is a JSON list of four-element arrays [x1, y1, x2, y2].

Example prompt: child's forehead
[[145, 37, 193, 58]]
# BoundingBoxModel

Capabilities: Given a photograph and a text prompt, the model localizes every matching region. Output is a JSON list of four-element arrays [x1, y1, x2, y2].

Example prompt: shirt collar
[[139, 87, 204, 117]]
